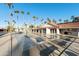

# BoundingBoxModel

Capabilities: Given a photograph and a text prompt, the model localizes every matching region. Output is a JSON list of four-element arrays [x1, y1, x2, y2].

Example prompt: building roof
[[32, 24, 57, 30], [32, 22, 79, 30], [58, 22, 79, 29], [47, 21, 58, 26]]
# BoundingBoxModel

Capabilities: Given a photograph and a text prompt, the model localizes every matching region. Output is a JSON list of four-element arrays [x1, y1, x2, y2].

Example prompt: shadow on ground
[[22, 35, 36, 56], [65, 51, 77, 56], [40, 45, 58, 56]]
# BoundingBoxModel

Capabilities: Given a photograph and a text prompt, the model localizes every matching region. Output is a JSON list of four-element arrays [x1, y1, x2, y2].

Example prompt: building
[[58, 22, 79, 36], [0, 28, 7, 36], [31, 21, 79, 37]]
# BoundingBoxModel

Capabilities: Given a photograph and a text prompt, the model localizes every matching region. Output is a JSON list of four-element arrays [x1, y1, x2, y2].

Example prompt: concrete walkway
[[0, 32, 25, 56]]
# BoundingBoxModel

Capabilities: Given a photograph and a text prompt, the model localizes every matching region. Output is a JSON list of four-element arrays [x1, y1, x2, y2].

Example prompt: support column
[[46, 28, 50, 38], [57, 28, 60, 34], [78, 32, 79, 37], [56, 28, 60, 39]]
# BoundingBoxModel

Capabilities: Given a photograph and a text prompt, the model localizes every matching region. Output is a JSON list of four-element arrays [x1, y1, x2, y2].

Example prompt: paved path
[[0, 32, 25, 56]]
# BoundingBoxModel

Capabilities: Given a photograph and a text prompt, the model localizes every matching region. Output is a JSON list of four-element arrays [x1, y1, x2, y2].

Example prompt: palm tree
[[21, 11, 25, 14], [10, 13, 13, 17], [29, 24, 34, 28], [47, 17, 51, 22], [24, 23, 27, 27], [32, 16, 38, 26], [14, 10, 20, 32], [27, 11, 30, 15], [21, 10, 25, 21], [52, 19, 57, 23], [5, 3, 14, 32], [24, 23, 27, 34], [40, 18, 44, 25], [44, 21, 47, 24], [11, 20, 16, 32], [27, 11, 30, 24], [41, 18, 44, 21], [71, 16, 75, 20], [14, 10, 20, 14], [71, 16, 79, 22], [5, 19, 16, 32], [32, 16, 37, 21], [71, 16, 76, 22], [12, 20, 16, 25], [14, 10, 20, 20], [5, 3, 15, 56], [6, 3, 14, 9], [64, 19, 69, 23], [59, 19, 62, 23]]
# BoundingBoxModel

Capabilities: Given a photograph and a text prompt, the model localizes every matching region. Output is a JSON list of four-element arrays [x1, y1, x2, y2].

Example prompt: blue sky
[[0, 3, 79, 28]]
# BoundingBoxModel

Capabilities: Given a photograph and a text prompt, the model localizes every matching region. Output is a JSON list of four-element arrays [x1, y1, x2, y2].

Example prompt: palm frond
[[21, 11, 25, 14], [27, 12, 30, 15], [14, 10, 19, 14], [10, 13, 13, 16]]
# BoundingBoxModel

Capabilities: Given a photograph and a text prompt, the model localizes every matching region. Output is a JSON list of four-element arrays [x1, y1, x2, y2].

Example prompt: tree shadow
[[65, 51, 77, 56], [57, 41, 67, 47], [64, 38, 71, 41], [35, 37, 44, 42], [67, 49, 79, 55], [22, 35, 36, 56], [6, 41, 23, 56], [22, 49, 30, 56], [40, 45, 58, 56]]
